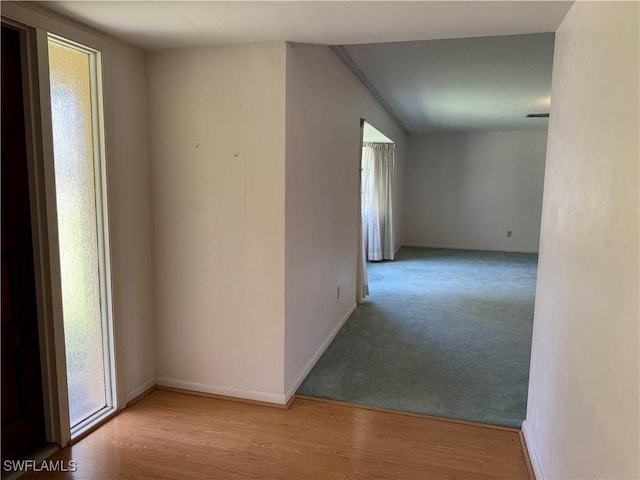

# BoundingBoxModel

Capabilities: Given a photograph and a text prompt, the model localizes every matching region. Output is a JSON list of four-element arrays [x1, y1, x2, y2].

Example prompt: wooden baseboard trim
[[156, 385, 295, 410], [519, 429, 536, 479], [126, 385, 156, 408], [294, 395, 520, 433]]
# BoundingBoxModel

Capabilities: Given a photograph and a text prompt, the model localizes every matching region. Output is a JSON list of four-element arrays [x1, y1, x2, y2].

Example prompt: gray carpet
[[297, 247, 537, 428]]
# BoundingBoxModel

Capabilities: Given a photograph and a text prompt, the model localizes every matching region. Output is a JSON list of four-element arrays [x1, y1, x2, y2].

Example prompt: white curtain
[[356, 213, 369, 303], [361, 143, 396, 261]]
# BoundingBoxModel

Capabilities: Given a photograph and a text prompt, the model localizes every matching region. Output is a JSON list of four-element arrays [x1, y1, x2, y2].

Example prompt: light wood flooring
[[23, 389, 530, 479]]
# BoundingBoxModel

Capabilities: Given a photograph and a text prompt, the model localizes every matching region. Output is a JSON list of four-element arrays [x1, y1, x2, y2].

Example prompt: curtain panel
[[361, 143, 396, 262]]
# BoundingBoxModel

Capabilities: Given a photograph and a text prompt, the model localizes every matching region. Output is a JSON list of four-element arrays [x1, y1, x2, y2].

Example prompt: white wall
[[284, 43, 406, 396], [403, 131, 547, 253], [524, 2, 639, 479], [109, 41, 155, 403], [147, 43, 288, 403]]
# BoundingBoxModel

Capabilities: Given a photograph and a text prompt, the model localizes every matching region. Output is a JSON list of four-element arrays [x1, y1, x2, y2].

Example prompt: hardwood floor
[[23, 390, 530, 479]]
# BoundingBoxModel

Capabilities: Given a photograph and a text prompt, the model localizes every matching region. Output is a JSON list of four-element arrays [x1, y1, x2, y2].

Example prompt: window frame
[[47, 32, 116, 437]]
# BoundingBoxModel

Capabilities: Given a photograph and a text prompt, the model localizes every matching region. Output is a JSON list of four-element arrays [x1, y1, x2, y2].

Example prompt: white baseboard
[[402, 242, 539, 254], [125, 377, 156, 404], [126, 304, 359, 408], [155, 377, 287, 405], [521, 420, 544, 480], [284, 303, 357, 401]]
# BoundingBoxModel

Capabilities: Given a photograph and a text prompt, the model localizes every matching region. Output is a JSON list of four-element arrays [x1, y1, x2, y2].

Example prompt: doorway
[[357, 120, 397, 303], [0, 12, 120, 461], [1, 23, 47, 462], [299, 118, 540, 428]]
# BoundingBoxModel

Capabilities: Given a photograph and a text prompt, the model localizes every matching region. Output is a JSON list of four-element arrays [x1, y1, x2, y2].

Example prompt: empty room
[[1, 1, 638, 479], [298, 33, 552, 430]]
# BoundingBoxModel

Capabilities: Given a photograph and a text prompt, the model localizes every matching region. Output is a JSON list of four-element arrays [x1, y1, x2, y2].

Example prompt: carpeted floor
[[297, 247, 538, 428]]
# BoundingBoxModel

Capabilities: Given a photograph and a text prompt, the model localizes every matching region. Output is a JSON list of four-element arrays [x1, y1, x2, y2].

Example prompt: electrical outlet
[[337, 285, 341, 300], [507, 230, 512, 237]]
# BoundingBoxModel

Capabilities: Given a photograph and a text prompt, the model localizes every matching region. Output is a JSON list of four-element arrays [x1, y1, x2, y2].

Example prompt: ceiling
[[345, 33, 556, 132], [36, 1, 572, 133]]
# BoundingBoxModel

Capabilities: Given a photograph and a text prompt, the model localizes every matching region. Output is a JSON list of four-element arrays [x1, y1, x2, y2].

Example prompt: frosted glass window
[[48, 39, 107, 427]]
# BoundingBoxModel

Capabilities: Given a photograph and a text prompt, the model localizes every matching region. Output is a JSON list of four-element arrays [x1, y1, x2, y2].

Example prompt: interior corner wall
[[283, 43, 407, 396], [403, 131, 547, 253], [147, 42, 288, 403], [109, 40, 155, 403], [525, 2, 639, 479]]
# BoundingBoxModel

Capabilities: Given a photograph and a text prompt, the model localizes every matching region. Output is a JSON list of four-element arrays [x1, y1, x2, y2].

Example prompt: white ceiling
[[35, 1, 572, 133], [345, 33, 556, 132], [37, 1, 571, 51]]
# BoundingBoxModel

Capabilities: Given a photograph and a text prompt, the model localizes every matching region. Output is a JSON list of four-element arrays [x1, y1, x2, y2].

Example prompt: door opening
[[357, 120, 397, 303], [1, 6, 121, 454], [1, 22, 47, 462]]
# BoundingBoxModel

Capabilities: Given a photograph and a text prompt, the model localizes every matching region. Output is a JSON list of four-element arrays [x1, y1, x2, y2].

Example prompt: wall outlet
[[507, 230, 512, 237], [337, 285, 341, 300]]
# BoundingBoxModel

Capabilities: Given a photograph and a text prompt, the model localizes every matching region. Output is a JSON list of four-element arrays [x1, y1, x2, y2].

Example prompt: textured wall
[[284, 43, 406, 396], [148, 43, 288, 402], [525, 2, 639, 478], [403, 131, 547, 253]]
